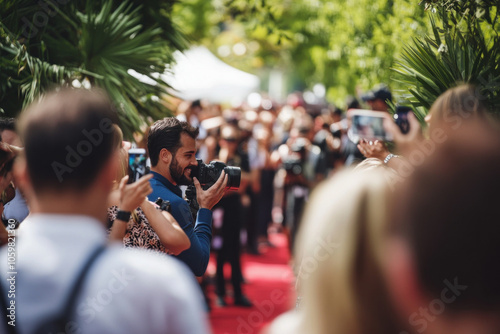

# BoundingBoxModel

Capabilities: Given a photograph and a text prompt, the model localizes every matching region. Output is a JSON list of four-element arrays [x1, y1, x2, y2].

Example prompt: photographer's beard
[[169, 156, 193, 186]]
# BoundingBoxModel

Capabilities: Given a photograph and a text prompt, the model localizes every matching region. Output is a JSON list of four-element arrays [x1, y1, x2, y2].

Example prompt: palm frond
[[393, 14, 500, 116], [1, 0, 183, 137]]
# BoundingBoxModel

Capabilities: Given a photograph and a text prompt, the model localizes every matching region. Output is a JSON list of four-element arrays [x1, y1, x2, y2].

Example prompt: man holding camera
[[0, 89, 209, 333], [148, 117, 228, 277]]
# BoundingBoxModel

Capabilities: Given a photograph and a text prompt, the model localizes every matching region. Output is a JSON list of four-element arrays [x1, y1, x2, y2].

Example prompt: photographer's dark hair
[[147, 117, 199, 166], [19, 88, 118, 193]]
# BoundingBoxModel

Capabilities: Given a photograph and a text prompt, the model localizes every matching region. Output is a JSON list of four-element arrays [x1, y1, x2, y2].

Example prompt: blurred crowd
[[0, 82, 499, 334]]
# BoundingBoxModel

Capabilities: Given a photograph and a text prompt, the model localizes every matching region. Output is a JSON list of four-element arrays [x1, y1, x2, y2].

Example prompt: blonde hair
[[111, 124, 139, 223], [428, 84, 487, 133], [353, 157, 385, 173], [111, 124, 128, 183], [294, 168, 399, 334]]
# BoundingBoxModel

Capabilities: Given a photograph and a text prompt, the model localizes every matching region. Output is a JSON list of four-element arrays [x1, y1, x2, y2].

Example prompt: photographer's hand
[[118, 174, 153, 212], [194, 171, 228, 210]]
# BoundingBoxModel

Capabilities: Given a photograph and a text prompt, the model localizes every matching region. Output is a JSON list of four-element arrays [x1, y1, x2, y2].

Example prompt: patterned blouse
[[107, 205, 166, 253]]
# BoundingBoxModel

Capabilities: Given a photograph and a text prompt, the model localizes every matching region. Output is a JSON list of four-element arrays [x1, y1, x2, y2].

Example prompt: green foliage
[[394, 2, 499, 117], [0, 0, 185, 138], [173, 0, 430, 107]]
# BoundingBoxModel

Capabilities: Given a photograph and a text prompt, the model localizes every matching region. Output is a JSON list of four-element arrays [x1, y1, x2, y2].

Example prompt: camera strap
[[0, 244, 107, 334]]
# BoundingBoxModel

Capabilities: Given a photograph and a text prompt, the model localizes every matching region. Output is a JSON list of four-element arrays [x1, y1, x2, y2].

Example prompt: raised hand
[[118, 174, 153, 212], [357, 139, 390, 160], [193, 171, 228, 210], [384, 112, 423, 155]]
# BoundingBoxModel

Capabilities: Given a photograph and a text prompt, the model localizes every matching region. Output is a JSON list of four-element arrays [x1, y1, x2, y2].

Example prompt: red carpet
[[207, 233, 295, 334]]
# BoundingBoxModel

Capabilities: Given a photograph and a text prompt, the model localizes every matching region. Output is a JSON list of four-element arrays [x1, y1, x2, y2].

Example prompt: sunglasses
[[222, 137, 238, 143]]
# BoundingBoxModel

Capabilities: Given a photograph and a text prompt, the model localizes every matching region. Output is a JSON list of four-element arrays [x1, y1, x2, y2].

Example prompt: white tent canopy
[[160, 46, 260, 103]]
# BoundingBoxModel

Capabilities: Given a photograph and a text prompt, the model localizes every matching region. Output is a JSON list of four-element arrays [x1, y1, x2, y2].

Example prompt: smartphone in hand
[[348, 109, 393, 142], [128, 148, 148, 184], [394, 106, 413, 135]]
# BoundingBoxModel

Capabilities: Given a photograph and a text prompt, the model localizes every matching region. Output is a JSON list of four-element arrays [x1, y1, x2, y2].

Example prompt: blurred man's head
[[385, 120, 500, 334], [291, 114, 314, 141], [0, 117, 21, 146], [147, 117, 199, 186], [18, 89, 118, 198], [190, 99, 202, 115], [219, 124, 240, 155], [362, 86, 392, 112]]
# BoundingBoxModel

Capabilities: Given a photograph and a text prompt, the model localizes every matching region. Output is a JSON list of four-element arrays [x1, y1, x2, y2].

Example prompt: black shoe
[[234, 295, 253, 307], [215, 295, 227, 307]]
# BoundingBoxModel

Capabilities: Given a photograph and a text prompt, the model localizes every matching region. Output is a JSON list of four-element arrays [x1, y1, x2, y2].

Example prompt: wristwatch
[[116, 209, 131, 222]]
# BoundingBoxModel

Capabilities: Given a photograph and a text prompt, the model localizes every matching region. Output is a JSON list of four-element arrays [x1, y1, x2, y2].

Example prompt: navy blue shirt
[[148, 171, 212, 276]]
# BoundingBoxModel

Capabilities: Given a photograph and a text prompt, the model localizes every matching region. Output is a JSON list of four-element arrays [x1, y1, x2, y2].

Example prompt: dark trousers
[[215, 194, 244, 299], [256, 169, 275, 237], [245, 190, 259, 253]]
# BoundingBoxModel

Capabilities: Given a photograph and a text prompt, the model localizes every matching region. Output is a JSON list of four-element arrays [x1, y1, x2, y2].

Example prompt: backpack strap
[[1, 244, 107, 334], [0, 276, 17, 334]]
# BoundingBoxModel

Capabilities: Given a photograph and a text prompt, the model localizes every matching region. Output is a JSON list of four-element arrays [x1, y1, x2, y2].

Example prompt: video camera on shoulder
[[191, 159, 241, 190]]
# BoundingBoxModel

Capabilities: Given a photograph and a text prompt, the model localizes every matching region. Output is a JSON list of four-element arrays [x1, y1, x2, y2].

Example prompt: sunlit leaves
[[173, 0, 429, 107], [393, 1, 500, 116]]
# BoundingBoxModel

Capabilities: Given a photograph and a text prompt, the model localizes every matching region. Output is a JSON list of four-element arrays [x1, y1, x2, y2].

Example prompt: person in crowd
[[0, 118, 29, 225], [147, 117, 228, 277], [176, 99, 203, 129], [238, 110, 270, 253], [237, 117, 260, 255], [384, 119, 500, 334], [342, 85, 392, 166], [312, 112, 342, 179], [361, 84, 392, 112], [213, 124, 253, 307], [358, 84, 485, 170], [254, 127, 280, 249], [424, 83, 489, 133], [345, 95, 360, 110], [0, 88, 210, 333], [278, 113, 323, 252], [0, 118, 21, 146], [268, 168, 403, 334], [107, 126, 190, 255], [0, 141, 19, 245]]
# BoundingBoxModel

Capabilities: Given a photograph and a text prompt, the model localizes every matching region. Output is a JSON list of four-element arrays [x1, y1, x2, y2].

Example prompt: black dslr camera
[[191, 159, 241, 190], [283, 139, 307, 176], [184, 159, 241, 222]]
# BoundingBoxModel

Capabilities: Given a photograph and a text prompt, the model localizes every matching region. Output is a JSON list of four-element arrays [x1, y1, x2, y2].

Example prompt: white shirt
[[0, 214, 210, 334], [2, 189, 29, 223]]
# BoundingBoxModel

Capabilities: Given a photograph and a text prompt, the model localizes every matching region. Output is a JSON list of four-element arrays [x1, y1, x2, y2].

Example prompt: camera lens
[[223, 166, 241, 190]]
